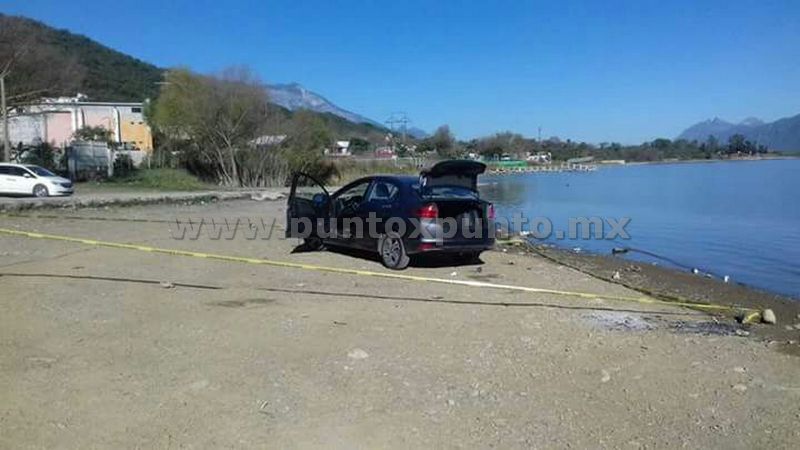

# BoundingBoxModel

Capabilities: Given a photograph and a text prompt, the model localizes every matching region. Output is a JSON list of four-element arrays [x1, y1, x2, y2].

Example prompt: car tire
[[304, 236, 324, 251], [33, 184, 49, 198], [464, 251, 483, 263], [379, 234, 410, 270]]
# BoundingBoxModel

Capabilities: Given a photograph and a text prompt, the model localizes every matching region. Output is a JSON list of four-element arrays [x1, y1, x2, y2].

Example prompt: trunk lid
[[420, 160, 486, 193]]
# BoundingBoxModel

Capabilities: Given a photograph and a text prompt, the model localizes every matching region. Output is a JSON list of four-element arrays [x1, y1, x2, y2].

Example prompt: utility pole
[[1, 75, 9, 162], [385, 112, 411, 145]]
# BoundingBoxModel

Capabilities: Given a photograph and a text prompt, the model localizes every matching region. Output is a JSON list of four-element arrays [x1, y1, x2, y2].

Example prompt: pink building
[[8, 97, 153, 151]]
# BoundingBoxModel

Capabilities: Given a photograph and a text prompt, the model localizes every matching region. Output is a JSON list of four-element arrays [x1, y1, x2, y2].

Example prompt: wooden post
[[1, 75, 10, 162]]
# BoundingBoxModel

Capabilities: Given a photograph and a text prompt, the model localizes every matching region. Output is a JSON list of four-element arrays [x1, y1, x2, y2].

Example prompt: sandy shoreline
[[510, 239, 800, 354]]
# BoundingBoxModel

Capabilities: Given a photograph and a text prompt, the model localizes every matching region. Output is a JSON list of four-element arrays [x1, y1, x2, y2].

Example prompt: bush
[[107, 168, 206, 190], [19, 142, 58, 170], [333, 158, 418, 184], [113, 154, 137, 178]]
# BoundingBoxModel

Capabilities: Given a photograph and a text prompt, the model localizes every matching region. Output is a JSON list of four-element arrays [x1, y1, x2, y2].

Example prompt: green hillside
[[1, 14, 163, 101]]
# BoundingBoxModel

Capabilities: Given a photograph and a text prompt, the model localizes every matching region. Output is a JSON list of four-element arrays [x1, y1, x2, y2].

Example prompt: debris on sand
[[159, 281, 175, 289], [347, 348, 369, 360], [585, 312, 654, 332], [761, 309, 777, 325], [250, 192, 285, 201]]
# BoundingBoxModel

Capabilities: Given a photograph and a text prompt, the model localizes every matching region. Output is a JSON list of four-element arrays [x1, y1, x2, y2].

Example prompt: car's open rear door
[[285, 172, 330, 239]]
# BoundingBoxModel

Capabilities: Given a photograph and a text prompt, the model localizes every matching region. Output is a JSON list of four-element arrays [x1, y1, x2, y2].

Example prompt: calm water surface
[[481, 159, 800, 298]]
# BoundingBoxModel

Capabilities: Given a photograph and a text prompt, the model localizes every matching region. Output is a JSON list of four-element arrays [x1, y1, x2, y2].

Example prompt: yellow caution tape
[[3, 212, 173, 224], [0, 227, 756, 314], [742, 311, 762, 324]]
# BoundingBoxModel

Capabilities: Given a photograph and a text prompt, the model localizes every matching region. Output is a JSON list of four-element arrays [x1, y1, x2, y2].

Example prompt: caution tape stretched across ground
[[0, 227, 759, 318]]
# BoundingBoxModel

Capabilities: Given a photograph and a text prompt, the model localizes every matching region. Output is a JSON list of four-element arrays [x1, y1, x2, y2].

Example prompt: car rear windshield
[[26, 166, 56, 177]]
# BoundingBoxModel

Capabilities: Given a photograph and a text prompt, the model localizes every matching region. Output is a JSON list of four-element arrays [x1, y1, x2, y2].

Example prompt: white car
[[0, 163, 74, 197]]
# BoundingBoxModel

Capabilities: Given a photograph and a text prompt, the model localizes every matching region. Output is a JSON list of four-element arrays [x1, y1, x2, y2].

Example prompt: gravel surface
[[0, 188, 286, 211], [1, 200, 799, 448]]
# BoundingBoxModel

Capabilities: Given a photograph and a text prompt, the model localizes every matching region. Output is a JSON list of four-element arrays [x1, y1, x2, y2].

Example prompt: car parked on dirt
[[0, 163, 74, 197], [286, 160, 495, 269]]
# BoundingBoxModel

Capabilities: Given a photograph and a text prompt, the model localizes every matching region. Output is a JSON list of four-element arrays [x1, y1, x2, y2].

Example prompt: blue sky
[[2, 0, 799, 143]]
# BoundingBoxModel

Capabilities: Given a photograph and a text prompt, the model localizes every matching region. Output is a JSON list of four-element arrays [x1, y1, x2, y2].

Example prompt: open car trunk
[[419, 161, 491, 237], [435, 199, 486, 221]]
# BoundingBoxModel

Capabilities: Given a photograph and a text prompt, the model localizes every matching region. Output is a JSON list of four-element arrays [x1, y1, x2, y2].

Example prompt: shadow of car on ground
[[291, 242, 485, 269]]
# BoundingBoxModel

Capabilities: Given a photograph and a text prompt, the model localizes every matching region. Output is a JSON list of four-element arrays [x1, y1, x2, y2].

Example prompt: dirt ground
[[1, 199, 799, 449]]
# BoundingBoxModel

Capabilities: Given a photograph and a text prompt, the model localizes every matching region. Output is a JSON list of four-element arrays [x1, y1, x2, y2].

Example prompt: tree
[[1, 15, 84, 160], [473, 132, 528, 159], [727, 134, 747, 154], [428, 125, 459, 158], [19, 141, 56, 169], [151, 67, 270, 186], [281, 110, 337, 182], [705, 135, 719, 153], [348, 137, 371, 154]]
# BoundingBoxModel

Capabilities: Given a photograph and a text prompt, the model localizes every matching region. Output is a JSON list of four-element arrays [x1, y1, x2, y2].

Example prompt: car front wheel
[[33, 184, 49, 198], [379, 234, 410, 270]]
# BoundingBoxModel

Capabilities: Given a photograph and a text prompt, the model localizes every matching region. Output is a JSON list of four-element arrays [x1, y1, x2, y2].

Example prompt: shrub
[[113, 154, 137, 178]]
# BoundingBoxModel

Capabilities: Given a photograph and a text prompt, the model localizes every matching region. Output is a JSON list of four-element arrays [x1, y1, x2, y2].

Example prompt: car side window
[[8, 167, 29, 177], [0, 166, 9, 175], [367, 181, 399, 202], [334, 180, 371, 213]]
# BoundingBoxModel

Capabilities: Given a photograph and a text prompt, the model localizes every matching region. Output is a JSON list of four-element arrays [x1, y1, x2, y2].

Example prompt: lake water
[[480, 159, 800, 299]]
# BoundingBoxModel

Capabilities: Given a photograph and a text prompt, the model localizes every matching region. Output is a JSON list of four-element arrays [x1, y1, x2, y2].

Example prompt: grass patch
[[82, 169, 208, 191], [333, 159, 420, 184]]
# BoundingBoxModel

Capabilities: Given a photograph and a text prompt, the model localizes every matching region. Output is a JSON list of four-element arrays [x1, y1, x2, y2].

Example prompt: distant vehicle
[[0, 163, 74, 197], [286, 160, 495, 269]]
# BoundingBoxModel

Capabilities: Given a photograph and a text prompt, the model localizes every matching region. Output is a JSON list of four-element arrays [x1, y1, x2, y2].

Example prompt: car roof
[[372, 175, 418, 185]]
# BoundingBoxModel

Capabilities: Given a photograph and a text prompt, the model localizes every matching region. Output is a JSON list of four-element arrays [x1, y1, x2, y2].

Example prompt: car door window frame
[[366, 179, 400, 203], [8, 167, 31, 177], [332, 179, 372, 216]]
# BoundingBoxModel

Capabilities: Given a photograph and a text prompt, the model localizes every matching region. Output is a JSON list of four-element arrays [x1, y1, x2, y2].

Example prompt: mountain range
[[678, 114, 800, 152], [266, 83, 381, 127], [267, 83, 428, 138]]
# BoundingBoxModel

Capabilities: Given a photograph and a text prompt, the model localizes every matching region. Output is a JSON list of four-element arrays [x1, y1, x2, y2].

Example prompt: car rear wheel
[[461, 251, 483, 264], [304, 236, 324, 251], [33, 184, 49, 198], [379, 235, 410, 270]]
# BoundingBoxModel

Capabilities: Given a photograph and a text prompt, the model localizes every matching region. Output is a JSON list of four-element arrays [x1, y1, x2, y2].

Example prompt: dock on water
[[487, 163, 598, 175]]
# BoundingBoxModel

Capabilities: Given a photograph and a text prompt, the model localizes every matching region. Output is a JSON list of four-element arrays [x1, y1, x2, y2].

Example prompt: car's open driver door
[[286, 172, 331, 239]]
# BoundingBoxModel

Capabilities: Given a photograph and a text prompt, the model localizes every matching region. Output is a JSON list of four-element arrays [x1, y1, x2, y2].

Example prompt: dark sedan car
[[286, 160, 496, 269]]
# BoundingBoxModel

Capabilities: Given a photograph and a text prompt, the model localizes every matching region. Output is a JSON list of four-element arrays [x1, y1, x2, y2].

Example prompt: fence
[[66, 141, 112, 181]]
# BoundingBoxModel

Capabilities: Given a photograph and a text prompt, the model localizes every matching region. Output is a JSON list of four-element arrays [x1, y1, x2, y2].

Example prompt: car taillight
[[487, 203, 495, 220], [415, 203, 439, 219]]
